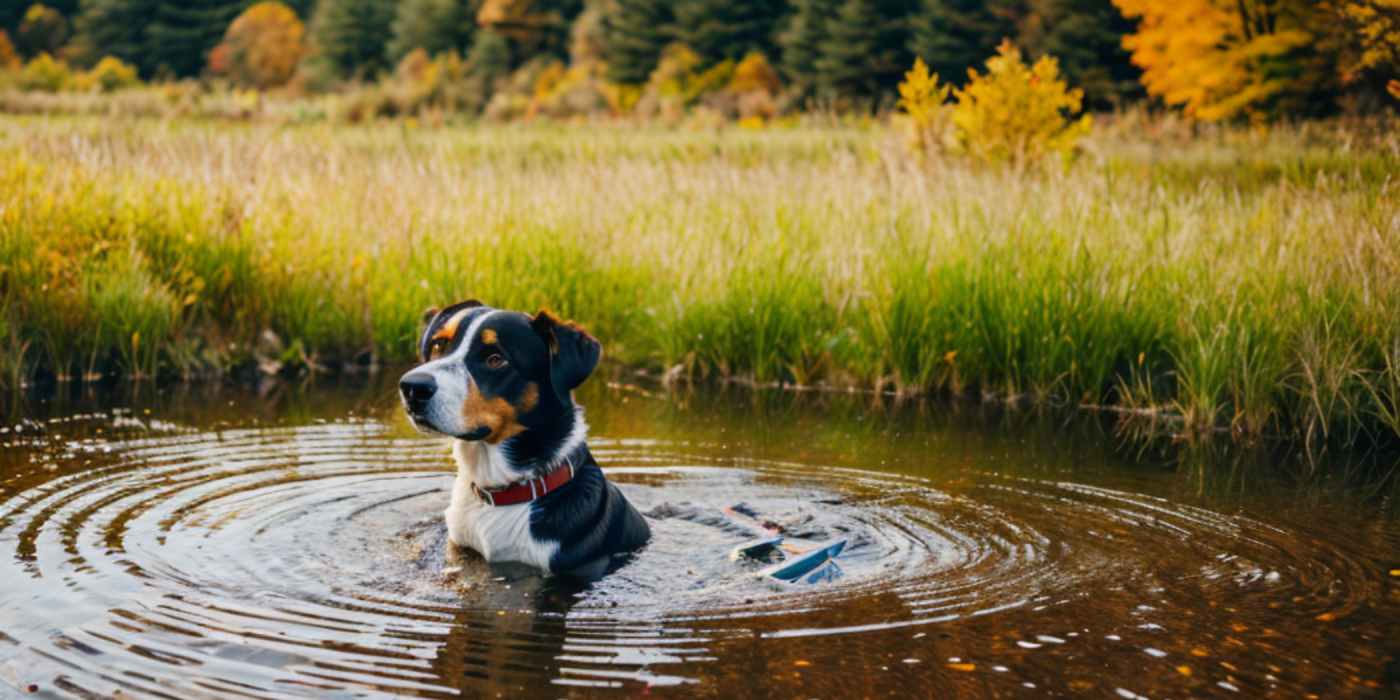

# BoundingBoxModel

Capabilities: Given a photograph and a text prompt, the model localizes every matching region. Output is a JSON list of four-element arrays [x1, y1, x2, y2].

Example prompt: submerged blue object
[[802, 559, 843, 584], [762, 540, 847, 582]]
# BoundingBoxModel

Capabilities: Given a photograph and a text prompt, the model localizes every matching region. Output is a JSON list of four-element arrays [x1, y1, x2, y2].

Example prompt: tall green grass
[[0, 115, 1397, 442]]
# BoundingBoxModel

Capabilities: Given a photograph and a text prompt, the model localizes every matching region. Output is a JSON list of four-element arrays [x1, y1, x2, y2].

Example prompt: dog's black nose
[[399, 373, 437, 404]]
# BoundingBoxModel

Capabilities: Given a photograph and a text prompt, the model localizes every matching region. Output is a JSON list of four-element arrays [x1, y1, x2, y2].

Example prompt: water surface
[[2, 375, 1398, 699]]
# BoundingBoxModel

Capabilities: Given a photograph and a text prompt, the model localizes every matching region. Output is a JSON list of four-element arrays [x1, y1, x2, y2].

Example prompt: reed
[[0, 114, 1396, 442]]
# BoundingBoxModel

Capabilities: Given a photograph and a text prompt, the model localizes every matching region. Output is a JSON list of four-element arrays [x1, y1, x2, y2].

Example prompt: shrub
[[896, 57, 952, 154], [646, 44, 735, 121], [951, 41, 1091, 170], [78, 56, 141, 93], [722, 52, 784, 120], [16, 52, 70, 92]]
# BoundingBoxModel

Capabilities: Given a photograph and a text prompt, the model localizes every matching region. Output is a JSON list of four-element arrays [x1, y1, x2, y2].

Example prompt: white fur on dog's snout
[[403, 310, 501, 440]]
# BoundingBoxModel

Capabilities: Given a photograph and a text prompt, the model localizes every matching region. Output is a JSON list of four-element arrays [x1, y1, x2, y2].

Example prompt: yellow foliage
[[950, 41, 1091, 169], [1343, 1, 1400, 79], [649, 44, 734, 105], [896, 57, 951, 153], [75, 56, 141, 93], [17, 52, 70, 92], [1112, 0, 1320, 121], [601, 82, 642, 116], [526, 61, 608, 119], [532, 61, 569, 101], [395, 47, 436, 85], [728, 52, 782, 96]]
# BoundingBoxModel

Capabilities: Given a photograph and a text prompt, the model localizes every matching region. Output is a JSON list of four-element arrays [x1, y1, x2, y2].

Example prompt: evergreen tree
[[673, 0, 785, 68], [387, 0, 480, 62], [1035, 0, 1141, 109], [144, 0, 246, 78], [69, 0, 159, 70], [813, 0, 915, 100], [308, 0, 398, 79], [907, 0, 1015, 87], [600, 0, 675, 84], [466, 25, 511, 81], [779, 0, 835, 97], [279, 0, 315, 20]]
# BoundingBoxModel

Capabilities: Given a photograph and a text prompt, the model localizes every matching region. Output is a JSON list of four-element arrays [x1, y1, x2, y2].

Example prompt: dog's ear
[[420, 306, 440, 329], [531, 309, 601, 405]]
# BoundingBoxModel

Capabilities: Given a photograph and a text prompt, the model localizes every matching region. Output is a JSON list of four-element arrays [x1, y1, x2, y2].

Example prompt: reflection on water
[[1, 374, 1398, 699]]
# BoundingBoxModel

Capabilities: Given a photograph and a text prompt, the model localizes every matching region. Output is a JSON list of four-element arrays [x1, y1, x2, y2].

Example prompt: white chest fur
[[444, 440, 560, 569]]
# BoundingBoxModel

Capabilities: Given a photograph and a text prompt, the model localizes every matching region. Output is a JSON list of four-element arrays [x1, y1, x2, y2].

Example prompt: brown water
[[2, 374, 1398, 699]]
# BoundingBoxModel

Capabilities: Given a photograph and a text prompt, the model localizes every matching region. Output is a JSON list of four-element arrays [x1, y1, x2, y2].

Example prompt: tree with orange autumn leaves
[[209, 1, 305, 89], [1110, 0, 1341, 120]]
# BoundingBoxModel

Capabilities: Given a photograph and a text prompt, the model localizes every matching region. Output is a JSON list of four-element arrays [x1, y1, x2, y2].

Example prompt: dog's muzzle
[[399, 372, 437, 417], [399, 371, 493, 441]]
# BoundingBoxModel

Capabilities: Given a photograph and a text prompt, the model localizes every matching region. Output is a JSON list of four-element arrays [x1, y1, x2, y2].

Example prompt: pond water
[[2, 373, 1398, 699]]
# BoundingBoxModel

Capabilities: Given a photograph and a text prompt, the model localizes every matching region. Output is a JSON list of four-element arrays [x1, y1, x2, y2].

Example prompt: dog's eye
[[427, 338, 449, 360], [484, 354, 507, 369]]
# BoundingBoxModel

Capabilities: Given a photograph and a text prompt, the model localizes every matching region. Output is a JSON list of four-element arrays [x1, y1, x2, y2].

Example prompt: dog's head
[[399, 300, 601, 444]]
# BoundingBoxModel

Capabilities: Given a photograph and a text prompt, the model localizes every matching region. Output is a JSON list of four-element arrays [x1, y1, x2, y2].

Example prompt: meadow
[[1, 114, 1397, 443]]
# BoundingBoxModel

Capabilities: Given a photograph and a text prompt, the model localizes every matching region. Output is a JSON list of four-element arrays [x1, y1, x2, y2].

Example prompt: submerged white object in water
[[757, 540, 847, 585]]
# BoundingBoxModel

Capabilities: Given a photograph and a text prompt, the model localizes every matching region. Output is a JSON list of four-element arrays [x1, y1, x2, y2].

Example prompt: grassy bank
[[1, 115, 1398, 442]]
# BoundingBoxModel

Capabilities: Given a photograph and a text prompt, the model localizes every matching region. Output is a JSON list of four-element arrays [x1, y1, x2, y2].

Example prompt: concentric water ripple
[[0, 413, 1393, 699]]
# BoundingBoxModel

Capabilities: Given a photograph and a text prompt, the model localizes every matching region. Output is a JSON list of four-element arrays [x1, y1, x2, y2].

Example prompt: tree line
[[2, 0, 1397, 119]]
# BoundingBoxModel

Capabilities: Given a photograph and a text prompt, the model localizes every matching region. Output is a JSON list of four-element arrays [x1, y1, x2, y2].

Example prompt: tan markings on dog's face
[[433, 308, 474, 342], [481, 329, 498, 344], [464, 382, 538, 445], [518, 382, 539, 414]]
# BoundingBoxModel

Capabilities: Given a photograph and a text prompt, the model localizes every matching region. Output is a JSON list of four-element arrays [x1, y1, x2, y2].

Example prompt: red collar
[[471, 458, 577, 507]]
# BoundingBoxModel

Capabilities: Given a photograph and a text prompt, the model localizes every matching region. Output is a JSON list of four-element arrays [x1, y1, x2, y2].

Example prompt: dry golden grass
[[1, 114, 1397, 441]]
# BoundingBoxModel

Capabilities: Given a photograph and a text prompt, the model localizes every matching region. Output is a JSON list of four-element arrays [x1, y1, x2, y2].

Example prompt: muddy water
[[1, 375, 1398, 699]]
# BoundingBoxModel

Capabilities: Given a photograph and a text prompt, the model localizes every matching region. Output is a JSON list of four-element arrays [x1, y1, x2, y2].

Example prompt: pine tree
[[778, 0, 834, 97], [279, 0, 315, 20], [387, 0, 481, 62], [673, 0, 785, 68], [466, 25, 511, 81], [813, 0, 915, 100], [1035, 0, 1141, 110], [308, 0, 398, 79], [907, 0, 1015, 88], [600, 0, 675, 85], [69, 0, 160, 71], [144, 0, 246, 78]]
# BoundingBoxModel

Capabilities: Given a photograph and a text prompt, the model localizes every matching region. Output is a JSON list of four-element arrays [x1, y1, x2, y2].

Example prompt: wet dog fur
[[399, 301, 650, 575]]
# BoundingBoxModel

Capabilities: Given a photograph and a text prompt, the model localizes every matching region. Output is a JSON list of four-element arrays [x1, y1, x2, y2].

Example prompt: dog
[[399, 300, 650, 576]]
